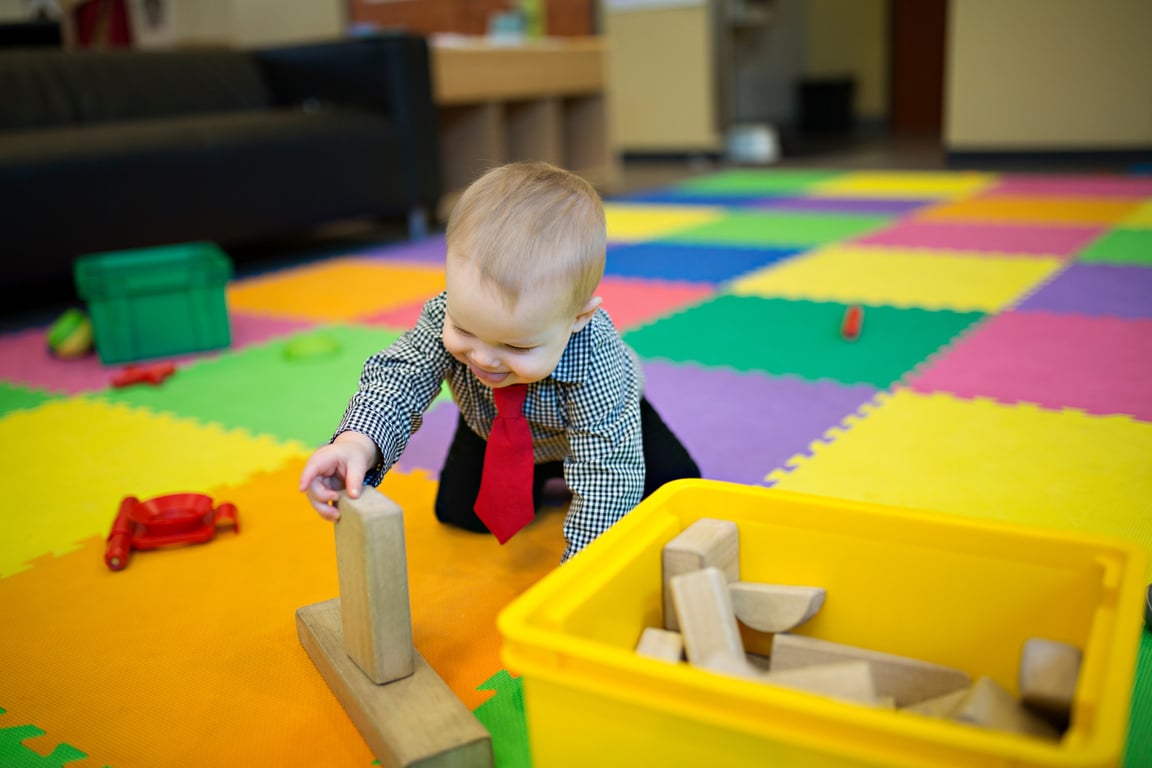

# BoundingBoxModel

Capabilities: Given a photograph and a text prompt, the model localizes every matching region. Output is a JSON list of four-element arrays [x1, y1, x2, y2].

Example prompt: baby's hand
[[298, 431, 378, 520]]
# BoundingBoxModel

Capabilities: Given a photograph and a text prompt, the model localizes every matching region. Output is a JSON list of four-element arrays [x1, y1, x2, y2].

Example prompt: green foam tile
[[97, 324, 447, 447], [0, 383, 55, 418], [1077, 229, 1152, 266], [672, 169, 845, 194], [473, 671, 530, 768], [1126, 630, 1151, 768], [661, 210, 891, 248], [624, 295, 985, 388]]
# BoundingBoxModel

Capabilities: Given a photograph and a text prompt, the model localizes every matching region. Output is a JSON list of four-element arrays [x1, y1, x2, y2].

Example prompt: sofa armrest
[[251, 34, 442, 213]]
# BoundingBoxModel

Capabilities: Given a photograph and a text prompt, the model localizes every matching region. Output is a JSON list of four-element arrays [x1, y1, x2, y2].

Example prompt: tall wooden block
[[671, 566, 746, 670], [335, 488, 414, 685], [662, 518, 739, 631]]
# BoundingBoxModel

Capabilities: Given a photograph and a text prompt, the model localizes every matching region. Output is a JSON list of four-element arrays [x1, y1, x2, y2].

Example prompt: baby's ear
[[572, 295, 603, 332]]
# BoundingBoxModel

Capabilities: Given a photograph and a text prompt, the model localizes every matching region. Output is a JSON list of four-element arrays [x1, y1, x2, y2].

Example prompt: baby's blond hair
[[446, 161, 606, 315]]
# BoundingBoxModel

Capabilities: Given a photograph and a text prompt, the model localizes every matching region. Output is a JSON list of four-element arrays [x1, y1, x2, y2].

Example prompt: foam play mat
[[2, 168, 1150, 767]]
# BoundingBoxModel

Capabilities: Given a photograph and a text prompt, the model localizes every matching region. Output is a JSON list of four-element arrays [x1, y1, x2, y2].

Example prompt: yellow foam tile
[[228, 257, 445, 322], [0, 398, 308, 578], [604, 202, 725, 242], [728, 246, 1064, 312], [768, 388, 1152, 579], [809, 171, 997, 199], [1122, 200, 1152, 228], [918, 196, 1144, 226], [0, 458, 565, 767]]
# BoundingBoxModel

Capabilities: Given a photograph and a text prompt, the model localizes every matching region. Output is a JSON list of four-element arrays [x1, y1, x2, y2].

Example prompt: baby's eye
[[453, 324, 473, 337], [504, 344, 536, 352]]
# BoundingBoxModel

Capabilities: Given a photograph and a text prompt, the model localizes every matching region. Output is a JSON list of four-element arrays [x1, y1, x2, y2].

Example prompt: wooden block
[[729, 582, 826, 633], [662, 518, 739, 631], [1018, 638, 1081, 729], [769, 634, 971, 708], [636, 627, 684, 663], [670, 566, 746, 671], [900, 688, 969, 718], [765, 661, 877, 705], [297, 599, 493, 768], [334, 488, 414, 685], [953, 676, 1061, 741]]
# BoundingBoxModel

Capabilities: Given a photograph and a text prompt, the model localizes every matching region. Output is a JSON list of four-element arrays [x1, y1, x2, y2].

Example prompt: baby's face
[[443, 256, 591, 388]]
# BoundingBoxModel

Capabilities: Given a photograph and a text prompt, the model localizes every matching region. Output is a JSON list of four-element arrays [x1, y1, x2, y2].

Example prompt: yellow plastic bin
[[498, 479, 1147, 768], [75, 242, 232, 364]]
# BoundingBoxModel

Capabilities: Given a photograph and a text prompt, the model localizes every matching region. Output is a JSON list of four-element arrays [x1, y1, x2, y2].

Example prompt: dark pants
[[434, 397, 700, 533]]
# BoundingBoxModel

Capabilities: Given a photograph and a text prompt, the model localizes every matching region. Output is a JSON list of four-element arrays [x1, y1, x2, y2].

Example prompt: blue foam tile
[[605, 241, 804, 284]]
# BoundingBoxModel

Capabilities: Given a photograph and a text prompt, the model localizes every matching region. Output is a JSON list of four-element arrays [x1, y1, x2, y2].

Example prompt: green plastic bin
[[75, 242, 233, 364]]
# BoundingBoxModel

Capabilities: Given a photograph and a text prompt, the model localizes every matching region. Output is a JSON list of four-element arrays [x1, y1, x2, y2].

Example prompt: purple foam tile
[[756, 196, 933, 216], [1014, 263, 1152, 319], [394, 398, 460, 476], [359, 235, 447, 266], [0, 311, 311, 395], [984, 175, 1152, 198], [641, 359, 879, 485], [854, 220, 1105, 257]]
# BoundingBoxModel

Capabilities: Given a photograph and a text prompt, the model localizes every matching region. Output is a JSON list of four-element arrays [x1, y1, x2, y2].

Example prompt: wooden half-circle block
[[729, 582, 826, 633]]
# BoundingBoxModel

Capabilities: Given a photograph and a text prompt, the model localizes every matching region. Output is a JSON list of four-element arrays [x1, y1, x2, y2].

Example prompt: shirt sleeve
[[335, 294, 452, 485], [559, 333, 646, 562]]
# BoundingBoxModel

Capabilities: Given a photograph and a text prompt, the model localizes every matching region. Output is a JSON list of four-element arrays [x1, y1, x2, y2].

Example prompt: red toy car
[[105, 493, 239, 571]]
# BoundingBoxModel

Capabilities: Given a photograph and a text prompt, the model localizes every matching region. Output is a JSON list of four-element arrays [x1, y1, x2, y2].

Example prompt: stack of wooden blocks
[[296, 488, 493, 768], [639, 518, 1082, 742]]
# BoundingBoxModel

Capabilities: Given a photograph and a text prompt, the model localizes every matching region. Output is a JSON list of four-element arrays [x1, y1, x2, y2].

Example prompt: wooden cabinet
[[430, 37, 619, 216]]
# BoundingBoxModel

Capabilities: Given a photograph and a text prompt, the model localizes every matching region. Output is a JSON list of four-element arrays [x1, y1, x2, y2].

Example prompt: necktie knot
[[493, 383, 528, 415]]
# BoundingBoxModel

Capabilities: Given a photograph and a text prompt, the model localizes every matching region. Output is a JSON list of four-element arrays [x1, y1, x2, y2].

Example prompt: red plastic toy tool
[[105, 493, 239, 571], [841, 305, 864, 341], [111, 362, 177, 388]]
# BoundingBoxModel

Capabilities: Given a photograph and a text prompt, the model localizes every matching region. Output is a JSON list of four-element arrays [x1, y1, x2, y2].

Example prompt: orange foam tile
[[228, 257, 445, 322], [918, 196, 1143, 226]]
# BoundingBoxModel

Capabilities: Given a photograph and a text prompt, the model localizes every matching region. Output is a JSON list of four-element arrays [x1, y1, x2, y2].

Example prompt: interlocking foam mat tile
[[3, 167, 1150, 767], [906, 310, 1152, 420], [624, 294, 984, 388], [727, 246, 1062, 312], [853, 219, 1105, 257], [605, 241, 802, 283], [1075, 228, 1152, 265], [1015, 263, 1152, 319]]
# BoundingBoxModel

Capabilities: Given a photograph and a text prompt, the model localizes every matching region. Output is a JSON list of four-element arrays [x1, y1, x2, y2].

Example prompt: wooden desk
[[431, 37, 620, 217]]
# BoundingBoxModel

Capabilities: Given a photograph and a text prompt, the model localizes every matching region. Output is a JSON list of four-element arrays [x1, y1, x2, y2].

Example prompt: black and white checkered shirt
[[335, 292, 645, 561]]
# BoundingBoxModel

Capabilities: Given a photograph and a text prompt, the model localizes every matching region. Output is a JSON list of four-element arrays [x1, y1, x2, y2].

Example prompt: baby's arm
[[298, 430, 380, 520]]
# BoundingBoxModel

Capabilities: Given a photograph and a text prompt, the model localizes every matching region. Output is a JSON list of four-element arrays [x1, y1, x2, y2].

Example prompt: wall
[[804, 0, 887, 121], [946, 0, 1152, 149]]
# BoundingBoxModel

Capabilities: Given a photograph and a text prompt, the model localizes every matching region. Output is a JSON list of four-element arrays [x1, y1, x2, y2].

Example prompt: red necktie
[[474, 383, 535, 544]]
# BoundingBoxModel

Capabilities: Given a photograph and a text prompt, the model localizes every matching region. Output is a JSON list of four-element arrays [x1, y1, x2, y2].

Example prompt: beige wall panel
[[603, 4, 721, 152], [805, 0, 888, 119], [946, 0, 1152, 148]]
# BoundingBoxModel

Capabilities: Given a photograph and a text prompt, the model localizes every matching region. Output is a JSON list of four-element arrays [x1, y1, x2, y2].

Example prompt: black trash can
[[797, 77, 856, 134]]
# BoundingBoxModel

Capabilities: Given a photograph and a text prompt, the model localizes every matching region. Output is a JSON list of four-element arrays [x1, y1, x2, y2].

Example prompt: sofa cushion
[[0, 49, 270, 131], [4, 109, 410, 281]]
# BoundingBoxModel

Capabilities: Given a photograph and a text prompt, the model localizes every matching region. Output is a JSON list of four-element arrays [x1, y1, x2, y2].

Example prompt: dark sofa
[[0, 33, 441, 302]]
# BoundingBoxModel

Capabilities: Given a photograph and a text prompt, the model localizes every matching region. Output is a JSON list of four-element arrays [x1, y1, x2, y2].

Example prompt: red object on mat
[[474, 384, 535, 544], [841, 305, 864, 341], [111, 362, 177, 388], [105, 493, 239, 571]]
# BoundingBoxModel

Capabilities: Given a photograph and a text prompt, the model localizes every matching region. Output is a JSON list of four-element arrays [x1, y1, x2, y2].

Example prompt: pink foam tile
[[854, 220, 1105, 258], [594, 277, 716, 331], [0, 311, 312, 395], [907, 310, 1152, 421], [362, 298, 429, 330], [982, 174, 1152, 198]]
